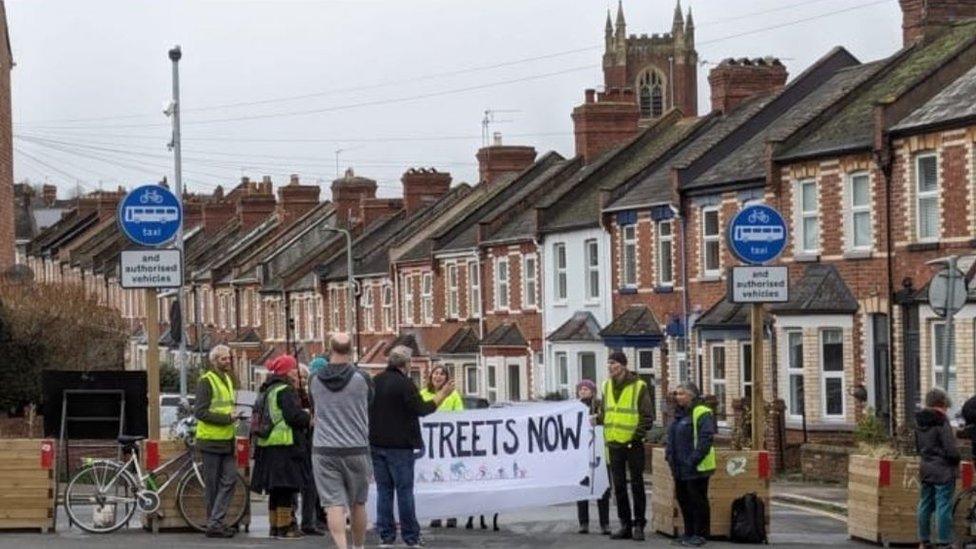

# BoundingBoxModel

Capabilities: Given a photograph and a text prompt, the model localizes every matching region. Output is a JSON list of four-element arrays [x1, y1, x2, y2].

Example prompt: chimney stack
[[900, 0, 976, 45], [41, 184, 57, 206], [571, 88, 640, 164], [236, 178, 276, 228], [277, 173, 321, 226], [401, 168, 451, 214], [708, 57, 787, 114], [331, 168, 377, 228], [77, 189, 124, 220], [475, 134, 537, 185], [360, 197, 403, 228]]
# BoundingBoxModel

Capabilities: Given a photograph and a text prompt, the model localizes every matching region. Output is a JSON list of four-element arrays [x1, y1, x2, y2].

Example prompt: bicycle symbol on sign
[[747, 209, 770, 224], [139, 188, 164, 205]]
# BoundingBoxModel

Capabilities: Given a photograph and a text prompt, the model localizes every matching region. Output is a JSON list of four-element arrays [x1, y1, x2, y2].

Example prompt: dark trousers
[[609, 444, 646, 528], [270, 487, 297, 510], [371, 447, 420, 545], [300, 435, 324, 529], [675, 476, 710, 538], [201, 451, 238, 531]]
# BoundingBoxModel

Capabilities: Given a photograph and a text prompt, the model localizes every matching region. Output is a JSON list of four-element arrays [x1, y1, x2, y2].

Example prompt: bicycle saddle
[[117, 435, 146, 445]]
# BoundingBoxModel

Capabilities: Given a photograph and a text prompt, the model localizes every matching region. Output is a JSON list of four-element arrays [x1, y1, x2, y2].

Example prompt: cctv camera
[[163, 100, 176, 117]]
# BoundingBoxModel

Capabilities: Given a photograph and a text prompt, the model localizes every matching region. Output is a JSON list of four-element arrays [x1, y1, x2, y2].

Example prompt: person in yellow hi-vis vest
[[419, 365, 464, 529], [666, 382, 717, 547], [193, 344, 244, 538], [597, 351, 654, 542]]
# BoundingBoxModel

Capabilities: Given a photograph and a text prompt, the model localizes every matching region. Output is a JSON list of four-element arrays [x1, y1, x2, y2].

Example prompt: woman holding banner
[[575, 379, 611, 536], [420, 365, 464, 528]]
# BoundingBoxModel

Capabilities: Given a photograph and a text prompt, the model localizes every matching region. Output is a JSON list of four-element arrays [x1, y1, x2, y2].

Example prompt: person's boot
[[632, 526, 645, 541], [578, 522, 589, 534], [275, 508, 304, 540], [465, 516, 474, 530], [446, 518, 457, 528], [610, 525, 633, 540], [600, 524, 612, 536]]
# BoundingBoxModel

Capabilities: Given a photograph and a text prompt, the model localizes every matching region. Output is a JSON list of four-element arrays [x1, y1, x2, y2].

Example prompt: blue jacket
[[666, 404, 716, 480]]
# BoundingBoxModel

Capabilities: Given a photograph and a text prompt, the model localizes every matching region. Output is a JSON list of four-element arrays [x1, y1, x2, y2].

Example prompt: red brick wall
[[0, 25, 11, 269]]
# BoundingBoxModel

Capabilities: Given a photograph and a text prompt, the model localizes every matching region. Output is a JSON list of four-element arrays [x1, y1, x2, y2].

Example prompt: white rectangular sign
[[120, 249, 183, 289], [730, 265, 789, 303], [368, 401, 610, 520]]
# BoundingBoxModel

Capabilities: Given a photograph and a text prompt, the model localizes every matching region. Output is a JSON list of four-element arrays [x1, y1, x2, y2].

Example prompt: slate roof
[[549, 311, 602, 342], [893, 61, 976, 132], [231, 202, 334, 284], [481, 323, 528, 347], [318, 210, 409, 281], [688, 57, 882, 190], [539, 112, 701, 233], [695, 297, 773, 329], [437, 325, 481, 354], [606, 96, 772, 210], [779, 21, 976, 160], [770, 264, 859, 315], [600, 305, 663, 337], [480, 158, 579, 243]]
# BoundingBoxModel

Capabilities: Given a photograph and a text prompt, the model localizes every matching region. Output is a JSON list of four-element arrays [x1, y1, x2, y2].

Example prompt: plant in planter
[[853, 407, 898, 458]]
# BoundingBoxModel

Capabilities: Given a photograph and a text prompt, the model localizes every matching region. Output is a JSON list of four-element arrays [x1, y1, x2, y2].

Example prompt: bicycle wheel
[[64, 461, 139, 533], [176, 464, 249, 532], [954, 487, 976, 536]]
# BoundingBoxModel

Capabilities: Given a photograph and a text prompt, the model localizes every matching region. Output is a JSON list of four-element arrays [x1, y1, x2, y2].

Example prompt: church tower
[[602, 0, 698, 120]]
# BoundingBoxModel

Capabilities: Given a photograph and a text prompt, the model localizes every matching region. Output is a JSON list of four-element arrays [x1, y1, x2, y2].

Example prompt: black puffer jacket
[[915, 408, 960, 485], [250, 377, 311, 493]]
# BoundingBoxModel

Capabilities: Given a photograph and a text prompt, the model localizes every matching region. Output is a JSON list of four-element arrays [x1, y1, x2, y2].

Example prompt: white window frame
[[796, 180, 820, 254], [845, 171, 873, 251], [622, 225, 637, 287], [820, 328, 845, 421], [305, 296, 315, 340], [464, 364, 479, 396], [554, 243, 568, 302], [523, 254, 538, 309], [468, 261, 481, 318], [701, 207, 721, 277], [486, 363, 498, 403], [495, 257, 509, 311], [361, 286, 374, 332], [932, 321, 957, 400], [710, 345, 727, 419], [657, 220, 674, 286], [402, 275, 415, 325], [382, 284, 393, 331], [446, 264, 459, 319], [421, 272, 433, 325], [786, 330, 804, 421], [915, 152, 940, 243], [555, 352, 570, 398], [584, 239, 599, 301], [330, 288, 341, 331], [740, 341, 753, 403], [253, 291, 261, 327], [241, 289, 250, 327]]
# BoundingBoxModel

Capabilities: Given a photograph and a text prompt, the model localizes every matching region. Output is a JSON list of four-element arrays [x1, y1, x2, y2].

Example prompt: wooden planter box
[[651, 448, 770, 538], [140, 438, 251, 533], [847, 455, 974, 545], [0, 439, 56, 533]]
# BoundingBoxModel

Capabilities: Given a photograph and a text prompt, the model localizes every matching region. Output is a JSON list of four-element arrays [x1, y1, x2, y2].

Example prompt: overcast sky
[[9, 0, 902, 199]]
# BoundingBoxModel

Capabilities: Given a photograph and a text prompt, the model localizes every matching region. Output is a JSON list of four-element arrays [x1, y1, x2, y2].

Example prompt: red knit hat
[[269, 355, 298, 376]]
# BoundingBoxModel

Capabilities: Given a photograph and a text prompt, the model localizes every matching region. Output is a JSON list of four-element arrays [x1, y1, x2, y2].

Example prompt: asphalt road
[[0, 499, 856, 548]]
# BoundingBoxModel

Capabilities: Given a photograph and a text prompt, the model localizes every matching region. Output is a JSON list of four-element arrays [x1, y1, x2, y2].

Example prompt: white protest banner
[[370, 401, 610, 520]]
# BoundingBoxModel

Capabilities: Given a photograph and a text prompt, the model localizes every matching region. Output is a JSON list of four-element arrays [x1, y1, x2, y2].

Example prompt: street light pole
[[168, 45, 188, 401]]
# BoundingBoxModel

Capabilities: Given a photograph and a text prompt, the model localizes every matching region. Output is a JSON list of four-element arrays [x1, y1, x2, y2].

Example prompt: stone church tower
[[603, 0, 698, 120]]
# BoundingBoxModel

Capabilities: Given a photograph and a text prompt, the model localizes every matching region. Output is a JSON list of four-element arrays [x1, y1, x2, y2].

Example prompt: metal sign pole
[[168, 45, 188, 402], [146, 289, 161, 440], [943, 255, 958, 392], [751, 303, 765, 450]]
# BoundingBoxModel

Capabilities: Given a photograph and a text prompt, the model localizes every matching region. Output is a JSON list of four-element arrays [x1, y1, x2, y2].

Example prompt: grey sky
[[9, 0, 902, 198]]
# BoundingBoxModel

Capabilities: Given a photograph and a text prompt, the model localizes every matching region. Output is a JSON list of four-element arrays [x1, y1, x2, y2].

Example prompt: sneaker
[[378, 541, 397, 548], [578, 523, 589, 534], [632, 527, 645, 541], [683, 536, 706, 547], [601, 525, 613, 536], [205, 527, 235, 538], [610, 526, 633, 540], [405, 541, 426, 548], [671, 536, 689, 546]]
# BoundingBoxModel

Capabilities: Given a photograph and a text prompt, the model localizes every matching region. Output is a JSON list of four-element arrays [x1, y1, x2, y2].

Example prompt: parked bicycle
[[63, 416, 248, 534]]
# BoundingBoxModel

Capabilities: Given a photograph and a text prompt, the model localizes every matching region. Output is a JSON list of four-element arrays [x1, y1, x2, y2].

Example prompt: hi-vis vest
[[692, 404, 717, 473], [602, 378, 647, 444], [196, 371, 236, 441], [257, 383, 294, 447], [419, 388, 465, 412]]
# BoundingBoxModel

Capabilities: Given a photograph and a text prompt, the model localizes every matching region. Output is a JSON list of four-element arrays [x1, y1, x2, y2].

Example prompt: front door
[[872, 314, 891, 433], [507, 363, 521, 401]]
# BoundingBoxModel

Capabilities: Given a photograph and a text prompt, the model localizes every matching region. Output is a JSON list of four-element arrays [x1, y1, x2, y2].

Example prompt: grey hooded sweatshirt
[[310, 362, 373, 456]]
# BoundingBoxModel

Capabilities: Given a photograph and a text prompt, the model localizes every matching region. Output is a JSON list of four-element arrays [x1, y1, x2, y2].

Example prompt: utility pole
[[167, 45, 189, 403]]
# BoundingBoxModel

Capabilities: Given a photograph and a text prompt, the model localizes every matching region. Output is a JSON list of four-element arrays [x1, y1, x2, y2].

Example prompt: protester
[[309, 334, 373, 549], [916, 388, 960, 549], [194, 344, 243, 539], [309, 355, 329, 376], [251, 355, 311, 540], [370, 346, 454, 548], [599, 351, 653, 541], [576, 379, 611, 536], [419, 365, 465, 528], [297, 363, 326, 536], [666, 382, 716, 547]]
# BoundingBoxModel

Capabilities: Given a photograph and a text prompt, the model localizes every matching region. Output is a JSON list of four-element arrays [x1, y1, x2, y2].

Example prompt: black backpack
[[249, 385, 278, 440], [730, 492, 767, 544]]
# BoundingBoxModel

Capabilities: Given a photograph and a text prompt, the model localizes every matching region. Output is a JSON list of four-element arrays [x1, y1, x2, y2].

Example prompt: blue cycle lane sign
[[727, 204, 789, 304], [727, 204, 787, 265], [118, 185, 182, 247]]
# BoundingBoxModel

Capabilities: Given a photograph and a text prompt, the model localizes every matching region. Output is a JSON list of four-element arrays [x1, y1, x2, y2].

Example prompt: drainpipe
[[875, 142, 898, 436], [535, 236, 545, 400], [672, 204, 692, 386]]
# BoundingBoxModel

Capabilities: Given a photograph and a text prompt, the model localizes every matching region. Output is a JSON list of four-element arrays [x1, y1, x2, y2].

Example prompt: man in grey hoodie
[[310, 333, 373, 549], [915, 387, 960, 549]]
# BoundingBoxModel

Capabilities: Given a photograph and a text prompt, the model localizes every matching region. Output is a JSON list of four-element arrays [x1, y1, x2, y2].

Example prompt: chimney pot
[[585, 88, 596, 103]]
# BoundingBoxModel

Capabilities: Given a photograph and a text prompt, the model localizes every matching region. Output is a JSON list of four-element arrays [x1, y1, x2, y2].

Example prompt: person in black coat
[[915, 388, 960, 548], [251, 355, 311, 540]]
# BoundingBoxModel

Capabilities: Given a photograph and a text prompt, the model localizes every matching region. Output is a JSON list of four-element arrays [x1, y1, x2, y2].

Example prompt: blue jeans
[[918, 481, 955, 544], [371, 447, 420, 544]]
